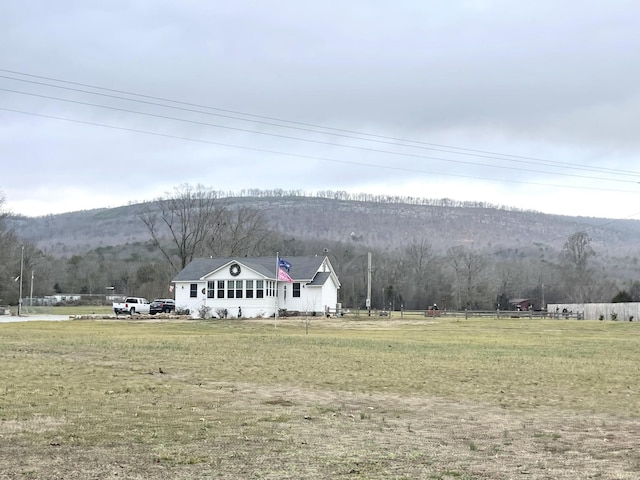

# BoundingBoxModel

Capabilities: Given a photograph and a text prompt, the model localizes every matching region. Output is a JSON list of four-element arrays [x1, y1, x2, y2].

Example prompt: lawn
[[0, 316, 639, 479]]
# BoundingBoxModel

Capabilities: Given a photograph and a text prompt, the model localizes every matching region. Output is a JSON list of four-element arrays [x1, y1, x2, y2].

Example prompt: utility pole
[[30, 270, 34, 307], [367, 252, 372, 316], [18, 246, 24, 315]]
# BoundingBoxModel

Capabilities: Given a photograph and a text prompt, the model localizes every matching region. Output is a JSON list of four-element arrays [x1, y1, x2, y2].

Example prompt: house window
[[256, 280, 264, 298], [293, 282, 301, 298], [190, 283, 197, 298], [235, 280, 243, 299], [217, 280, 224, 299], [227, 280, 235, 299], [207, 281, 215, 298], [246, 280, 254, 298]]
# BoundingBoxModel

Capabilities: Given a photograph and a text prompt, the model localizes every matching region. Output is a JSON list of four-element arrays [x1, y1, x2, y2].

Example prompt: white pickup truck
[[113, 297, 151, 315]]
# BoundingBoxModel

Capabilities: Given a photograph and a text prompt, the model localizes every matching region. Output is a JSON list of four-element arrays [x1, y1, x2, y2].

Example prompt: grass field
[[1, 316, 639, 479]]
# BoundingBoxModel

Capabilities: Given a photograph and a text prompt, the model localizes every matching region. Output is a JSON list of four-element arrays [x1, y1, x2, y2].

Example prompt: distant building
[[509, 298, 532, 311], [172, 256, 340, 318], [47, 294, 82, 304]]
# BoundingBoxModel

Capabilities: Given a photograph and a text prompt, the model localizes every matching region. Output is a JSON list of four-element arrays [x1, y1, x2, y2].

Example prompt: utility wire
[[4, 105, 640, 195], [2, 86, 639, 186], [1, 68, 639, 178]]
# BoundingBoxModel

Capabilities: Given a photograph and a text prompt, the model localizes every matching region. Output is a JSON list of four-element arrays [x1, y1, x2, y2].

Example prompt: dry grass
[[1, 316, 639, 479]]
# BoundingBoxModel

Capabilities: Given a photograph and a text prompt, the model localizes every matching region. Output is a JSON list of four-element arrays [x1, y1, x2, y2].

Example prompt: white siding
[[174, 258, 339, 319]]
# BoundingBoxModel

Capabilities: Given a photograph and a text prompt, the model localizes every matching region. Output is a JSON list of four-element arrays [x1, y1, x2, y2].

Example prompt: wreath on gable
[[229, 263, 241, 276]]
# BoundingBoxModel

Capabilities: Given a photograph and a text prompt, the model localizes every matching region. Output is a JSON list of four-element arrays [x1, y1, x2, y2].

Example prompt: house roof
[[172, 256, 330, 282], [307, 271, 331, 286]]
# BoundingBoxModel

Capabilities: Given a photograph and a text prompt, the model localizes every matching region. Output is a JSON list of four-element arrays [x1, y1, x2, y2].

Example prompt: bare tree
[[0, 195, 42, 305], [0, 192, 18, 303], [206, 206, 275, 257], [562, 231, 595, 274], [401, 239, 443, 309], [561, 231, 596, 302], [139, 184, 228, 272], [447, 246, 488, 309]]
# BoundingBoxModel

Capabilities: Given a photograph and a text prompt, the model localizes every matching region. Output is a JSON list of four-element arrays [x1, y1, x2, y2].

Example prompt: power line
[[4, 105, 640, 195], [1, 68, 639, 179], [2, 86, 640, 186]]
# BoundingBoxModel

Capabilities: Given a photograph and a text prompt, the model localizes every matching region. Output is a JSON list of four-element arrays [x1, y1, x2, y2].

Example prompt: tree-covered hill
[[7, 191, 640, 310], [9, 193, 640, 258]]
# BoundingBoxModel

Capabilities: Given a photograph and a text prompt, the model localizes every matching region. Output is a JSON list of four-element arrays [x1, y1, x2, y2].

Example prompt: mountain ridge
[[9, 195, 640, 258]]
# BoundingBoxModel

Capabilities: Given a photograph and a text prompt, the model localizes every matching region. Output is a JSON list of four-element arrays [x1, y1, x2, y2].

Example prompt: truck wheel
[[130, 308, 136, 315]]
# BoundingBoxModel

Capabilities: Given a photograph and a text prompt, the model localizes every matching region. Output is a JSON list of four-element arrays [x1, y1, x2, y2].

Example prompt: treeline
[[132, 188, 534, 213], [3, 186, 639, 310], [34, 231, 632, 311]]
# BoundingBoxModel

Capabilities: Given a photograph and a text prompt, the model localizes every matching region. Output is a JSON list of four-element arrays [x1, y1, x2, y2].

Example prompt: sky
[[1, 1, 640, 219]]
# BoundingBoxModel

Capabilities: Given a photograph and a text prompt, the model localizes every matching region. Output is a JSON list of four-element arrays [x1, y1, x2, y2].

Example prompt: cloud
[[1, 0, 640, 218]]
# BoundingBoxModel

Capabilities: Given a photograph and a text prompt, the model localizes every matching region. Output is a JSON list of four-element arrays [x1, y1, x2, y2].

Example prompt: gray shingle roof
[[307, 271, 331, 286], [172, 256, 328, 282]]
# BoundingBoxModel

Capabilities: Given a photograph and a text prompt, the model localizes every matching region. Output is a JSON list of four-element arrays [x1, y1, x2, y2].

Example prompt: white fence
[[547, 303, 640, 321]]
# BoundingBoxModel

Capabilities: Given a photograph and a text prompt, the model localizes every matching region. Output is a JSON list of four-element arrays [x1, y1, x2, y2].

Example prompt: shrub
[[197, 304, 212, 319]]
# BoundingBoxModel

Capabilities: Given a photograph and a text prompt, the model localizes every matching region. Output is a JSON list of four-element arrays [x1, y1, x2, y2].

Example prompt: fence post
[[465, 308, 468, 320]]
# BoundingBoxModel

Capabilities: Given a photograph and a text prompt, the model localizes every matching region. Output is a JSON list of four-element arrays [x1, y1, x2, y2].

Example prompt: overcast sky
[[2, 1, 640, 219]]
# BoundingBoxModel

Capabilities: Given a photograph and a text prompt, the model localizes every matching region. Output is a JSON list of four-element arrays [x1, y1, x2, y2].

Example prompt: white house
[[172, 256, 340, 318]]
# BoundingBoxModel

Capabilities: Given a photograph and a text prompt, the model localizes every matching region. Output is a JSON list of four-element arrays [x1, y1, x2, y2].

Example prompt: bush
[[197, 304, 212, 319]]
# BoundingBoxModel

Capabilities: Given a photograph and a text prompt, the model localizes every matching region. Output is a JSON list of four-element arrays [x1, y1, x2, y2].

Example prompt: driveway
[[0, 314, 71, 323]]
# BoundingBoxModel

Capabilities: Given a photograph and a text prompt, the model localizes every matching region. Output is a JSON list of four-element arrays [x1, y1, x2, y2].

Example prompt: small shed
[[509, 298, 532, 311]]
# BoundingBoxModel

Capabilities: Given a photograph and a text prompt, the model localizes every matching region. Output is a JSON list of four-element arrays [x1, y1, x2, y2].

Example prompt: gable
[[172, 256, 333, 283]]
